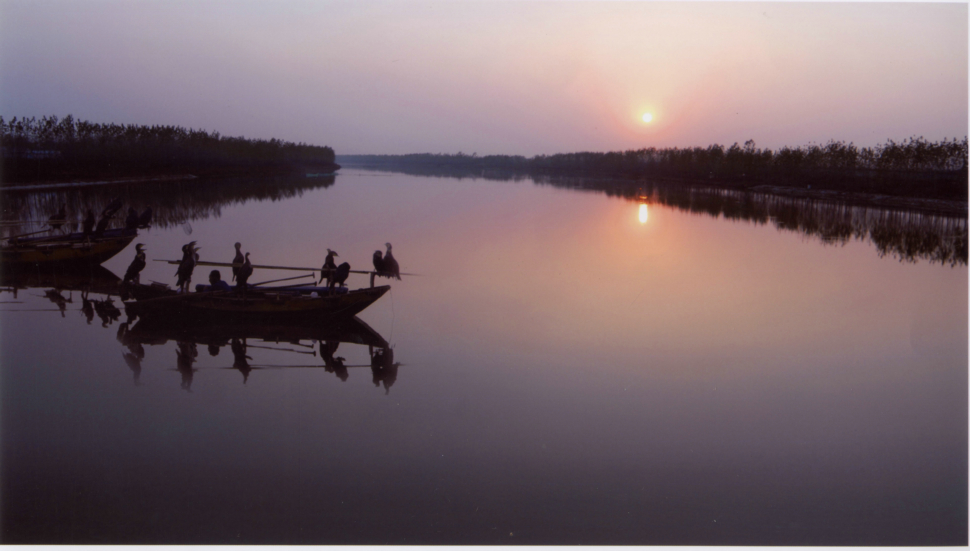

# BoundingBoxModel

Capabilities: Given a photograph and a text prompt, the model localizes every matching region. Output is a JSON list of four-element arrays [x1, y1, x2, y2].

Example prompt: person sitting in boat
[[207, 270, 232, 292]]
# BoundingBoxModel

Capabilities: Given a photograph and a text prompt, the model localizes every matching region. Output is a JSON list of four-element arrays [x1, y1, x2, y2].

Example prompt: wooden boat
[[1, 228, 136, 267], [123, 283, 391, 323]]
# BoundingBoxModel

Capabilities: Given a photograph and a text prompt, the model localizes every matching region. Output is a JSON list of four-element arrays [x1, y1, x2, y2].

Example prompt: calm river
[[1, 169, 966, 545]]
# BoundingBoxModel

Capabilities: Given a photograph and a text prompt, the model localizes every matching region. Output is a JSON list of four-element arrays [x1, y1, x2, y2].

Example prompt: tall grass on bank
[[0, 115, 336, 183], [341, 136, 969, 200]]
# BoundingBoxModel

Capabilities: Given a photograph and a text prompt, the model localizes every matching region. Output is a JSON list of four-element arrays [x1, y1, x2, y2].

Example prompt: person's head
[[209, 270, 222, 284]]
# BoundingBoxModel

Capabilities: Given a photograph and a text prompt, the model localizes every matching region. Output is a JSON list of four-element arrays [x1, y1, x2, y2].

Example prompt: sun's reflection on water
[[638, 203, 648, 224]]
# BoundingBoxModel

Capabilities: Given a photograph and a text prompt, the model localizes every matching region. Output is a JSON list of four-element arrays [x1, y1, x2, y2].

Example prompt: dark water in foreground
[[1, 170, 966, 544]]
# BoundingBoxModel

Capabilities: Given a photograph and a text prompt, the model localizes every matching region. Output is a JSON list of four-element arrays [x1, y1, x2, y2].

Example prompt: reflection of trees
[[0, 174, 335, 238], [636, 183, 966, 266], [353, 165, 966, 266]]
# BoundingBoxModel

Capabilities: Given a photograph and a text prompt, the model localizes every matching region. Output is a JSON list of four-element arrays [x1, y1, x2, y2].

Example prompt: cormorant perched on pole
[[48, 205, 66, 231], [175, 241, 200, 293], [137, 207, 153, 229], [383, 242, 401, 280], [123, 244, 147, 284], [124, 208, 139, 230], [101, 197, 123, 218], [237, 252, 253, 291], [329, 262, 351, 292], [320, 249, 338, 285], [94, 198, 124, 237], [82, 209, 96, 236], [231, 242, 244, 282], [373, 250, 385, 276]]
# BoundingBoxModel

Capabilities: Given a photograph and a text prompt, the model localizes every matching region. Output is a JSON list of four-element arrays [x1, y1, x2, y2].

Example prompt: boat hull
[[2, 229, 135, 268]]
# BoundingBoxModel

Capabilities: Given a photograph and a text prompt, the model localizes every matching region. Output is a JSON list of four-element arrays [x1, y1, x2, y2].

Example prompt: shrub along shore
[[340, 136, 969, 202], [0, 115, 338, 185]]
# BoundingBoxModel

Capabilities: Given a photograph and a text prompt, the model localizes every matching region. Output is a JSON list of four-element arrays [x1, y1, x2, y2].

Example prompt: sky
[[0, 1, 966, 156]]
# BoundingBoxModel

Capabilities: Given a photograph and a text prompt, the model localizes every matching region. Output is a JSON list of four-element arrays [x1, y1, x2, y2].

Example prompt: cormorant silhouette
[[82, 210, 96, 236], [231, 242, 244, 282], [237, 252, 253, 291], [320, 249, 338, 285], [124, 244, 146, 284], [383, 242, 401, 280], [330, 262, 350, 292], [175, 241, 199, 292]]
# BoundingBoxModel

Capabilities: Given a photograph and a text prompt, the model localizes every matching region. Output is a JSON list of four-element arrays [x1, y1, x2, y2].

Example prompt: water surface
[[1, 170, 966, 544]]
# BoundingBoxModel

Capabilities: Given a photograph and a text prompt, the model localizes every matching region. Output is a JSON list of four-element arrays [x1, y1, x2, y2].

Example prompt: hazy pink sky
[[0, 1, 966, 156]]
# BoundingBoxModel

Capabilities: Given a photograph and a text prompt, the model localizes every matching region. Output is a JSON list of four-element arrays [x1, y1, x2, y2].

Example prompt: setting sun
[[642, 113, 653, 123]]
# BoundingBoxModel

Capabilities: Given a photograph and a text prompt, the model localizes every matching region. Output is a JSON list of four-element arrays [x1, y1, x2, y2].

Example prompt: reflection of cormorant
[[82, 209, 96, 236], [44, 289, 72, 318], [117, 321, 146, 361], [320, 249, 338, 286], [124, 244, 147, 284], [123, 351, 142, 385], [232, 243, 244, 282], [320, 340, 348, 382], [80, 291, 94, 324], [94, 297, 121, 327], [230, 338, 253, 384], [176, 341, 198, 391], [175, 241, 199, 293], [383, 243, 401, 280], [370, 347, 398, 394]]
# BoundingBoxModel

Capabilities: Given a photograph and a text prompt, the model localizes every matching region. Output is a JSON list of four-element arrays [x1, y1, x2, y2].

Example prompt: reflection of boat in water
[[123, 283, 391, 323], [2, 228, 137, 267], [117, 313, 398, 390], [0, 263, 123, 297], [120, 314, 389, 349]]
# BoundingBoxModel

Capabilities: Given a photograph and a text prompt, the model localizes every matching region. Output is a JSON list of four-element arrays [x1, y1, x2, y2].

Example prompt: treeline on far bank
[[340, 136, 969, 201], [0, 115, 338, 185]]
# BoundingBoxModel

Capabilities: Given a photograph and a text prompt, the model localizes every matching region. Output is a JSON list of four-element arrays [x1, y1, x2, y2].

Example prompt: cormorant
[[175, 241, 199, 292], [137, 207, 153, 228], [329, 261, 350, 291], [383, 242, 401, 280], [101, 197, 123, 218], [123, 244, 147, 284], [373, 250, 385, 276], [124, 208, 139, 230], [82, 209, 96, 236], [49, 205, 66, 231], [95, 199, 123, 236], [237, 252, 253, 291], [320, 249, 338, 285], [231, 242, 244, 281]]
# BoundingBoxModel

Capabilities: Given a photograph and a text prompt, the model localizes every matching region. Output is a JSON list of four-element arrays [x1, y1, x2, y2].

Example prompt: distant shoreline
[[0, 163, 341, 190]]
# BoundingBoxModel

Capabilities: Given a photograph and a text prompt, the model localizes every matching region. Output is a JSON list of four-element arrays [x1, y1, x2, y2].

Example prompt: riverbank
[[0, 162, 340, 189]]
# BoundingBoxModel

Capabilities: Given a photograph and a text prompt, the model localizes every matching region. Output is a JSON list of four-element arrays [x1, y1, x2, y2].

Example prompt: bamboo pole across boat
[[153, 259, 420, 276]]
